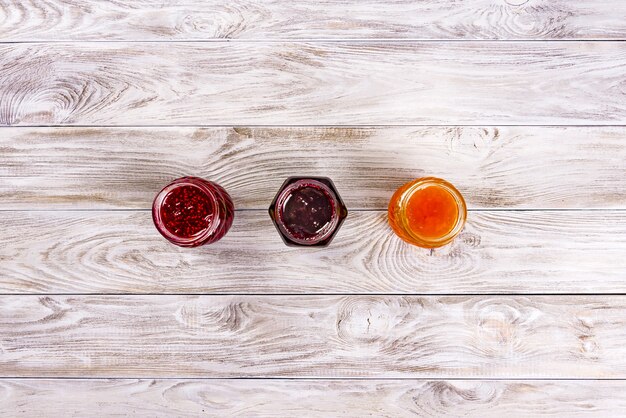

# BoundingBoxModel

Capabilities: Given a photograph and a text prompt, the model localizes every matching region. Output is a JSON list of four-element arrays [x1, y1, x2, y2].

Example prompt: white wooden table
[[1, 1, 626, 416]]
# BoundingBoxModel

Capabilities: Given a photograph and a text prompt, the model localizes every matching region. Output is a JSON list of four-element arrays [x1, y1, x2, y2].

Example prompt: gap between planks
[[4, 294, 626, 297], [5, 124, 626, 128], [1, 209, 626, 212], [3, 39, 626, 44], [2, 377, 626, 381]]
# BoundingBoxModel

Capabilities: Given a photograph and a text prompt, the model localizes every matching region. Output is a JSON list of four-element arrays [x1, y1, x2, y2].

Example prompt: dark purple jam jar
[[269, 177, 348, 247], [152, 176, 234, 247]]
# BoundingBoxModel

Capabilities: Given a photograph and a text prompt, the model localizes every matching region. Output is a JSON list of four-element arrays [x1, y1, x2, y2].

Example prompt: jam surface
[[280, 184, 335, 241], [405, 185, 459, 239], [160, 185, 214, 238]]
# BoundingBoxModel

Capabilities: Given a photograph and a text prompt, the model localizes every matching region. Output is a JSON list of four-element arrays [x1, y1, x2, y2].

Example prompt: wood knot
[[576, 312, 600, 359], [459, 232, 481, 247], [445, 127, 498, 154], [231, 127, 252, 138], [504, 0, 530, 6], [175, 301, 251, 333], [470, 298, 541, 358], [417, 381, 501, 410], [336, 298, 390, 344], [335, 298, 417, 348]]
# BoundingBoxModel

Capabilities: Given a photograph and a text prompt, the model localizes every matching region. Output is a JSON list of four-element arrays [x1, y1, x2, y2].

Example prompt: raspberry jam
[[269, 177, 348, 247], [152, 177, 234, 247], [160, 185, 214, 238], [388, 177, 466, 248]]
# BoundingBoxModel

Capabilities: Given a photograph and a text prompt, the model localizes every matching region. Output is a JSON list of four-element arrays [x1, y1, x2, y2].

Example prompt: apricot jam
[[388, 177, 466, 248], [269, 177, 348, 247], [152, 177, 234, 247]]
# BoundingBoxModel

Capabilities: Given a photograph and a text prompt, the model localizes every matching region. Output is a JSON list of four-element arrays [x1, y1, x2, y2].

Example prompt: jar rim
[[274, 178, 340, 246], [152, 177, 222, 246], [395, 177, 467, 248]]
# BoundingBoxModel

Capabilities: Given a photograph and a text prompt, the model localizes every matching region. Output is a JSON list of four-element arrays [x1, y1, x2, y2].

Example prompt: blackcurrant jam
[[269, 177, 347, 247], [152, 177, 234, 247]]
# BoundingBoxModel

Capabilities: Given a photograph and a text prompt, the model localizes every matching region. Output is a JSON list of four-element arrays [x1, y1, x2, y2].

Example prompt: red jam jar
[[269, 177, 348, 247], [152, 176, 234, 247]]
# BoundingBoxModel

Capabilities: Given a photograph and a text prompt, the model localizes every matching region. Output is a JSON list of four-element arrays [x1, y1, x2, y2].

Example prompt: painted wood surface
[[2, 379, 626, 417], [3, 1, 626, 415], [2, 210, 625, 294], [1, 0, 625, 41], [1, 295, 625, 378], [2, 42, 626, 126], [2, 126, 625, 210]]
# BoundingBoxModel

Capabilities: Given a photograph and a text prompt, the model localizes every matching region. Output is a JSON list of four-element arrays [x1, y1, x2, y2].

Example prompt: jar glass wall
[[388, 177, 466, 248], [152, 176, 234, 247], [269, 177, 348, 247]]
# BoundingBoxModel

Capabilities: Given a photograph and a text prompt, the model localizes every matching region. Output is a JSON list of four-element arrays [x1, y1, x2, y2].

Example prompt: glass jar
[[152, 176, 234, 247], [388, 177, 466, 248], [269, 177, 348, 247]]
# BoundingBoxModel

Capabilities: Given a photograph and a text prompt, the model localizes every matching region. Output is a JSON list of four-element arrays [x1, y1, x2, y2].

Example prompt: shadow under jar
[[388, 177, 466, 248], [269, 177, 348, 247], [152, 176, 234, 247]]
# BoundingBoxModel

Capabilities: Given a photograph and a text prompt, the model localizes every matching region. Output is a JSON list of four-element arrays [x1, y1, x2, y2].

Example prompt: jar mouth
[[152, 177, 222, 247], [396, 177, 467, 248], [274, 179, 340, 246]]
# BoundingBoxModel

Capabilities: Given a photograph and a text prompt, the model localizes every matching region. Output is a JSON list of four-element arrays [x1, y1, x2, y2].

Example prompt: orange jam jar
[[388, 177, 467, 248]]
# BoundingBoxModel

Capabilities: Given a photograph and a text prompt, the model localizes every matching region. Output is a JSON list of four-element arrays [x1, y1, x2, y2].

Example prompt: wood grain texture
[[2, 42, 626, 126], [2, 1, 625, 413], [2, 210, 626, 294], [2, 379, 626, 417], [2, 127, 625, 210], [2, 295, 626, 378], [1, 0, 625, 41]]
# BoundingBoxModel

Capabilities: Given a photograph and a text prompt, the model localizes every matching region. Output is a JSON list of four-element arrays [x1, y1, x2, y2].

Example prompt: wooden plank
[[2, 295, 626, 378], [1, 379, 626, 417], [1, 1, 625, 41], [2, 210, 625, 294], [2, 127, 625, 210], [2, 42, 626, 126]]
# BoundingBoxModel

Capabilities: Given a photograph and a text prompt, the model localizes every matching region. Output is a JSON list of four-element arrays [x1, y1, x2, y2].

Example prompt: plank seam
[[2, 39, 626, 44], [2, 377, 626, 381], [3, 293, 626, 296], [1, 209, 625, 212], [4, 124, 626, 128]]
